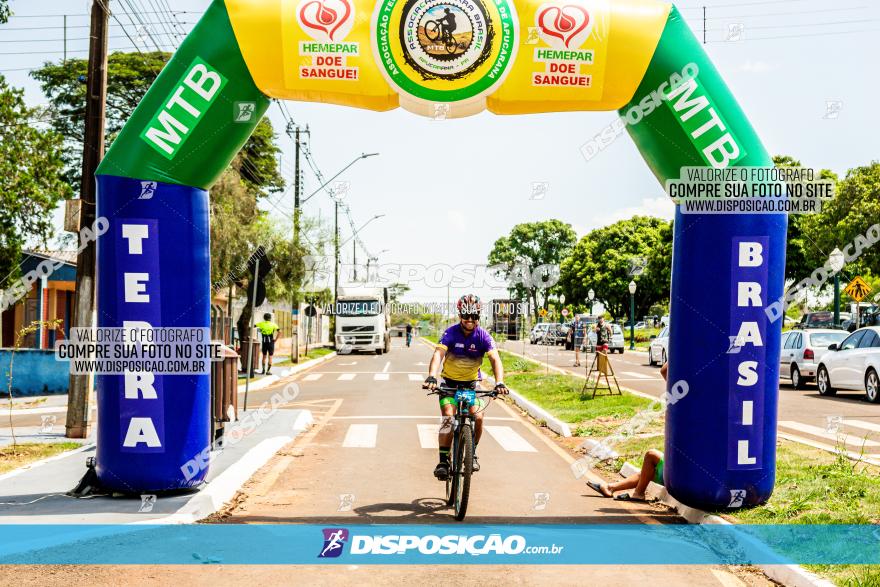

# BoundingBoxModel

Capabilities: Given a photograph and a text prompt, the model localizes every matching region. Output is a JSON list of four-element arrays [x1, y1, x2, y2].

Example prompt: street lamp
[[344, 214, 385, 281], [628, 280, 637, 350], [829, 247, 845, 328], [588, 288, 595, 316]]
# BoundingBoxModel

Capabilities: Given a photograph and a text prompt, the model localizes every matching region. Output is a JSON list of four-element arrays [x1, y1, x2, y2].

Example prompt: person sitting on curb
[[586, 358, 669, 502], [586, 449, 664, 502]]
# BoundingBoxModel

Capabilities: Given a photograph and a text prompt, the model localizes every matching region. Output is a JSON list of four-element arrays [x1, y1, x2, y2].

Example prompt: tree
[[805, 162, 880, 279], [31, 52, 284, 193], [0, 76, 72, 279], [773, 155, 839, 282], [0, 1, 10, 24], [488, 220, 577, 320], [559, 216, 672, 320]]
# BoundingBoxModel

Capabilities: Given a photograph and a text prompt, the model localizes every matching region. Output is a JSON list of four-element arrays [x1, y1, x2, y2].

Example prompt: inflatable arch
[[94, 0, 786, 510]]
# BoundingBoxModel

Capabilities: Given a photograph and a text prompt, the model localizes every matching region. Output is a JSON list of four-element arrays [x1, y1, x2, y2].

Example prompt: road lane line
[[374, 374, 390, 381], [408, 374, 423, 381], [485, 426, 537, 452], [842, 419, 880, 433], [494, 398, 657, 524], [778, 421, 880, 447], [342, 424, 378, 448], [382, 361, 391, 373], [417, 424, 440, 449], [303, 373, 323, 381], [620, 371, 654, 380], [337, 373, 356, 381]]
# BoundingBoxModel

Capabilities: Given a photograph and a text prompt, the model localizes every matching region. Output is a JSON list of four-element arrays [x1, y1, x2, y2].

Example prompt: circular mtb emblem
[[372, 0, 518, 107]]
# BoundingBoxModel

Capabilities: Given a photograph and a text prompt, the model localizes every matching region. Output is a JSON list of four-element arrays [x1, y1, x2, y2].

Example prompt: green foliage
[[559, 216, 672, 320], [0, 1, 10, 24], [488, 220, 577, 319], [31, 52, 283, 193], [773, 155, 840, 282], [0, 76, 72, 279]]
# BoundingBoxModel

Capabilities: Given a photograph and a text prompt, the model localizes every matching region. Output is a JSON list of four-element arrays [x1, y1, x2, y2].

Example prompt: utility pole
[[286, 122, 309, 363], [66, 0, 109, 439], [353, 240, 357, 281], [334, 199, 339, 303], [703, 6, 707, 44], [63, 15, 67, 62]]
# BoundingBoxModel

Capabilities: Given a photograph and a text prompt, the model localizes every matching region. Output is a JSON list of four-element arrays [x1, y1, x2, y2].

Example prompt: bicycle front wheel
[[454, 422, 473, 521]]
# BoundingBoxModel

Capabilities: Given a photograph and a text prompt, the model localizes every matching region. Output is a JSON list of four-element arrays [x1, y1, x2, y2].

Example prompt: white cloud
[[738, 60, 778, 74], [585, 196, 675, 232]]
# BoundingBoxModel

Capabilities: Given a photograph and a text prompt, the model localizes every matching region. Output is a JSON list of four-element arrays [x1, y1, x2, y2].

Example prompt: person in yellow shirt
[[255, 313, 281, 375]]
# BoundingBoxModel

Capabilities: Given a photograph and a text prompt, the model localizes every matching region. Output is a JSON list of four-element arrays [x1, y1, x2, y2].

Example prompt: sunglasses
[[460, 314, 480, 321]]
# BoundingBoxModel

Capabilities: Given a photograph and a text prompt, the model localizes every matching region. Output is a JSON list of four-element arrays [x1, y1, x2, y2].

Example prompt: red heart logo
[[299, 0, 352, 41], [537, 5, 590, 48]]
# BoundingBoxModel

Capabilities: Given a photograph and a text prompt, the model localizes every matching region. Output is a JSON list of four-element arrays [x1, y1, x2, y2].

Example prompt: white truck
[[334, 287, 391, 354]]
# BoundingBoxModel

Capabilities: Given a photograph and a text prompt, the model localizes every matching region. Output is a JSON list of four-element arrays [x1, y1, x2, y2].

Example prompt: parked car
[[543, 323, 566, 346], [797, 311, 851, 330], [816, 326, 880, 402], [779, 329, 848, 389], [648, 326, 669, 366], [529, 323, 551, 344], [587, 323, 626, 353]]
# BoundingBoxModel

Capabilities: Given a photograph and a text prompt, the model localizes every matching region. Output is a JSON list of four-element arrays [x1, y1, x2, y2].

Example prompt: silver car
[[779, 329, 848, 389]]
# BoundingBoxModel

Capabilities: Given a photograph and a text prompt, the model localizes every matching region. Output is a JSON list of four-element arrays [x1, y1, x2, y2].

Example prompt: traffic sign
[[539, 308, 548, 317], [561, 308, 569, 317], [844, 276, 872, 302]]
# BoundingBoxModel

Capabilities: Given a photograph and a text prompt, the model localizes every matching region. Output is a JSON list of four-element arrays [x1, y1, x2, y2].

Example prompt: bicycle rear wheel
[[453, 422, 473, 521]]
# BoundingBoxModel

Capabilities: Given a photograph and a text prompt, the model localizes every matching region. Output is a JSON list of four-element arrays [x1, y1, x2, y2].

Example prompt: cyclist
[[255, 312, 281, 375], [437, 7, 457, 43], [406, 323, 413, 347], [423, 294, 508, 481]]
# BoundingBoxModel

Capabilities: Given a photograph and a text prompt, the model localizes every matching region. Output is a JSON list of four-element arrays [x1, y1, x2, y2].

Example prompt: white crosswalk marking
[[417, 424, 440, 449], [337, 373, 356, 381], [843, 419, 880, 433], [374, 374, 390, 381], [343, 424, 377, 448], [485, 426, 537, 452], [302, 373, 323, 381], [778, 421, 880, 447], [408, 374, 423, 381]]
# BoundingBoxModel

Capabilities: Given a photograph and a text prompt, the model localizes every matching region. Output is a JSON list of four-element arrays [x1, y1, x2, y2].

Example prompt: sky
[[2, 0, 879, 306]]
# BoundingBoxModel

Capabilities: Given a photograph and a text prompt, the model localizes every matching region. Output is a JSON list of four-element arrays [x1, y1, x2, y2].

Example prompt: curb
[[618, 462, 833, 587], [237, 351, 337, 393]]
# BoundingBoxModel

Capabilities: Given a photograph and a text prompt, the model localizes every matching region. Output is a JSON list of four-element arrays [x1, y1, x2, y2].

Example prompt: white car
[[587, 323, 626, 353], [529, 323, 551, 344], [816, 327, 880, 403], [648, 326, 669, 366], [779, 328, 848, 389]]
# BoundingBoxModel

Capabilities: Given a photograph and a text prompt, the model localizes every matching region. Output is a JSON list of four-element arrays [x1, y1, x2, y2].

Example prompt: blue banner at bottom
[[1, 524, 878, 565]]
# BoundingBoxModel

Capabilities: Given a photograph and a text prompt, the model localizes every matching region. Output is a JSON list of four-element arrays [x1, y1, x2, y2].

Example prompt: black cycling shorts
[[261, 339, 275, 355]]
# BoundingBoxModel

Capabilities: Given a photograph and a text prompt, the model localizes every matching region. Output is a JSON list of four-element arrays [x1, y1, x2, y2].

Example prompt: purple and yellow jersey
[[437, 325, 496, 382]]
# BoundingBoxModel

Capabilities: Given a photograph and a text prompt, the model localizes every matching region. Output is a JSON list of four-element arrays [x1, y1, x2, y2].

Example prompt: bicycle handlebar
[[426, 387, 499, 397]]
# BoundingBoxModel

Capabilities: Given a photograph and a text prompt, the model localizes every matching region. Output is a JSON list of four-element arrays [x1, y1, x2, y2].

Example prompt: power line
[[0, 20, 195, 31], [8, 10, 192, 18]]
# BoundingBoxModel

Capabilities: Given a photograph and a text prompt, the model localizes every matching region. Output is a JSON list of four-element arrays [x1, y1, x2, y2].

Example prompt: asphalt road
[[0, 338, 775, 585], [500, 339, 880, 460]]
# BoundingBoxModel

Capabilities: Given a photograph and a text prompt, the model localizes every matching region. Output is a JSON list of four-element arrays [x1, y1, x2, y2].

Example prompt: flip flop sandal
[[613, 493, 648, 502], [586, 481, 611, 497]]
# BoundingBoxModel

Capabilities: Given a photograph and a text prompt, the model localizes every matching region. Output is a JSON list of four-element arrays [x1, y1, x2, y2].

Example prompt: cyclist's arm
[[486, 348, 504, 385], [428, 346, 446, 379]]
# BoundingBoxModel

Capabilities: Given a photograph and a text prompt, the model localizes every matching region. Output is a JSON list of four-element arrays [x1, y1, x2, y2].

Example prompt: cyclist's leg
[[468, 402, 484, 445], [438, 400, 456, 469]]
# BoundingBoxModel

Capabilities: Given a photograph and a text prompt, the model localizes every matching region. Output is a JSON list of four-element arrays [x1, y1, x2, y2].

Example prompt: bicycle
[[423, 20, 459, 54], [427, 384, 498, 521]]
